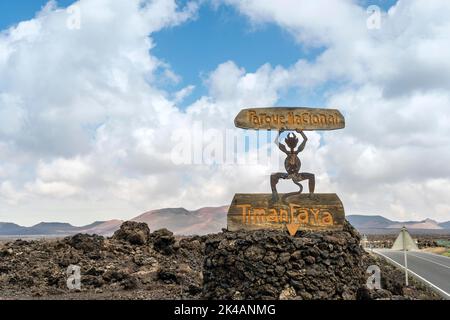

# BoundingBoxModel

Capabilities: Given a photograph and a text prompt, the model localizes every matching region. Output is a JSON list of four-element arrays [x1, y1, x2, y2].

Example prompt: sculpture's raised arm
[[274, 129, 288, 154], [296, 129, 307, 153]]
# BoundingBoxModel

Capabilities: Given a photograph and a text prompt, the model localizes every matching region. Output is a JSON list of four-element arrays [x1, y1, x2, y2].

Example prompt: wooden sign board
[[227, 193, 345, 235], [234, 107, 345, 131]]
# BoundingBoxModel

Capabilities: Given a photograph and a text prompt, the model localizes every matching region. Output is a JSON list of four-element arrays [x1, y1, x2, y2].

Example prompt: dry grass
[[421, 247, 446, 254], [421, 247, 450, 256]]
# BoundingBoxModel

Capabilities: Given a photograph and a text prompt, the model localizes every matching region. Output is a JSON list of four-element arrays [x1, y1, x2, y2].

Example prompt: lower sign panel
[[227, 193, 345, 235]]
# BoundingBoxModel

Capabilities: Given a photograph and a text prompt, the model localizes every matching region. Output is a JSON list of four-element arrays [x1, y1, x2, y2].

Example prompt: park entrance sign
[[228, 107, 346, 236]]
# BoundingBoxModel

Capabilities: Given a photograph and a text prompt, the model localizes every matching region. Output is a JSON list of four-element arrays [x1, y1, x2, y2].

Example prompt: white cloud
[[0, 0, 204, 224], [36, 157, 93, 183], [0, 94, 25, 136], [0, 181, 24, 205], [25, 180, 81, 198], [0, 0, 287, 225], [1, 0, 450, 225], [174, 85, 195, 104], [187, 61, 290, 124]]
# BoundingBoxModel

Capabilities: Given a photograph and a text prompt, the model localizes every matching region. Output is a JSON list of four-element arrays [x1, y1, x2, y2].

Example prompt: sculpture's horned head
[[285, 133, 298, 150]]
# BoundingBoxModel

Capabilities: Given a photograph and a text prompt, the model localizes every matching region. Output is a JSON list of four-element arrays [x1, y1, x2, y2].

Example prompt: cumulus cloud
[[1, 0, 449, 225], [0, 0, 204, 224], [0, 0, 289, 225], [224, 0, 450, 95]]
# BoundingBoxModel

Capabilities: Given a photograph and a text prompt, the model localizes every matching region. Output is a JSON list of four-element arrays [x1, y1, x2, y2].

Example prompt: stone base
[[203, 221, 366, 300], [228, 193, 345, 235]]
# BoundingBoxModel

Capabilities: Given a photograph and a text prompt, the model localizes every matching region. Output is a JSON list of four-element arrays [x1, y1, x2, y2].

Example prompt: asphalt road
[[374, 249, 450, 299]]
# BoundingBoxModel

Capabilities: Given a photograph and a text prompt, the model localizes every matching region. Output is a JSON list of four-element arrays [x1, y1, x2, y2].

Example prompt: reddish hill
[[80, 220, 124, 236], [387, 218, 443, 230], [132, 206, 228, 235]]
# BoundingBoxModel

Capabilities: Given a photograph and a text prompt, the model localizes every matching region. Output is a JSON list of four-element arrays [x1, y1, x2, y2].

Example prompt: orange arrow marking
[[286, 223, 300, 236]]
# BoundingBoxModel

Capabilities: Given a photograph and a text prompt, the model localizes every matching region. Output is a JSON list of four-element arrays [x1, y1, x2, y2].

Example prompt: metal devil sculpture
[[270, 129, 315, 203]]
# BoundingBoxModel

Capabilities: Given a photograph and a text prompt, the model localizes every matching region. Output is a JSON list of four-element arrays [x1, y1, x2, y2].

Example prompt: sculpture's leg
[[271, 172, 287, 202], [299, 172, 315, 197], [292, 175, 304, 194]]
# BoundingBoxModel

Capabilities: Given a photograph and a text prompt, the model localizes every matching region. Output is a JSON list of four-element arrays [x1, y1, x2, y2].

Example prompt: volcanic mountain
[[1, 208, 449, 237], [0, 221, 122, 237], [0, 206, 228, 237], [347, 215, 450, 234], [132, 206, 228, 235]]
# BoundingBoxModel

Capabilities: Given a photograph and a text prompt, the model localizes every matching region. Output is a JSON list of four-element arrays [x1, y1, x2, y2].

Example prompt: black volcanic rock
[[151, 229, 176, 255], [65, 234, 105, 253], [203, 221, 442, 300], [0, 222, 206, 299], [112, 221, 151, 245], [417, 239, 438, 248], [203, 221, 367, 300], [0, 221, 442, 300]]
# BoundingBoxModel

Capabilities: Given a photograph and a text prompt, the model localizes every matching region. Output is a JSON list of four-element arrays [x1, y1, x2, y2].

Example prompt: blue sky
[[153, 0, 399, 107], [0, 0, 75, 30], [153, 4, 317, 106]]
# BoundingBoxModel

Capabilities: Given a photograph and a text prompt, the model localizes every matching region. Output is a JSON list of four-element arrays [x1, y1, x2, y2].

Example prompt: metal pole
[[402, 228, 409, 286], [403, 247, 409, 286]]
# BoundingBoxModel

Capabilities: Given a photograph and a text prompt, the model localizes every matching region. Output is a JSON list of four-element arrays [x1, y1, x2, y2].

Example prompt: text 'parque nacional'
[[234, 107, 345, 131]]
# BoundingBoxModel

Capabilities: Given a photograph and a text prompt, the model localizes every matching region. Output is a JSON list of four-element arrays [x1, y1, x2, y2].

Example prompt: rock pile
[[203, 222, 367, 300], [417, 239, 438, 248], [203, 222, 442, 300], [0, 222, 205, 299], [0, 221, 442, 300], [112, 221, 151, 245], [366, 235, 444, 250], [151, 229, 176, 255]]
